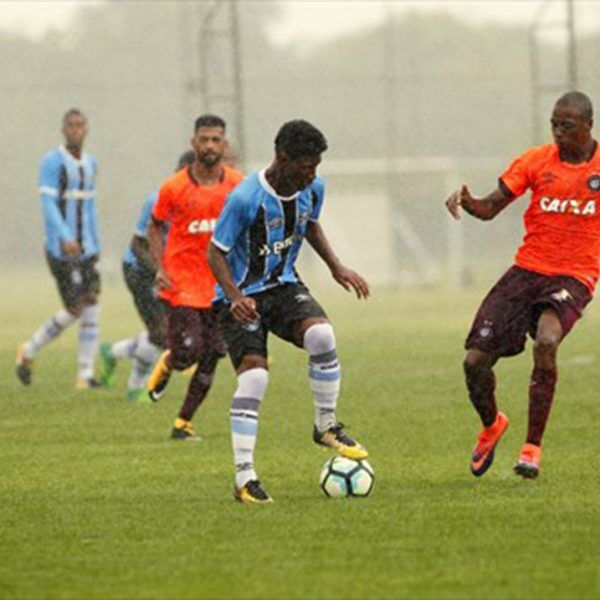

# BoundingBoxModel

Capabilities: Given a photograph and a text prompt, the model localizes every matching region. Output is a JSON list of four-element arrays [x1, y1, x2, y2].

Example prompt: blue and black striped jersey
[[39, 146, 99, 259], [212, 170, 325, 302], [123, 191, 158, 269]]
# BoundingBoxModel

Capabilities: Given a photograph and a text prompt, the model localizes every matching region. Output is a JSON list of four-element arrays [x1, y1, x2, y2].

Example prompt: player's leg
[[126, 331, 161, 401], [16, 255, 81, 385], [216, 302, 272, 504]]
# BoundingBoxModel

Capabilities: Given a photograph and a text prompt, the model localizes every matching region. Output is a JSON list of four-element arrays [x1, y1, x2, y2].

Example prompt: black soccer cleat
[[313, 422, 368, 460], [15, 345, 33, 386], [234, 479, 273, 504]]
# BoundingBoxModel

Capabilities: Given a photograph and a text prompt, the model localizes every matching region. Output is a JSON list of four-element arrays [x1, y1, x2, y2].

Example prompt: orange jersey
[[153, 165, 244, 308], [501, 143, 600, 292]]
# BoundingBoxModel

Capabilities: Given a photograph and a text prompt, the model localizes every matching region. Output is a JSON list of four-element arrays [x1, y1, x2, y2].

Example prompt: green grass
[[2, 273, 600, 599]]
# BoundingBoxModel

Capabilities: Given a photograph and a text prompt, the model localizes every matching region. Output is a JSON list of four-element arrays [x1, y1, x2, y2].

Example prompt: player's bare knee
[[533, 332, 560, 360], [237, 354, 268, 375], [463, 350, 493, 377]]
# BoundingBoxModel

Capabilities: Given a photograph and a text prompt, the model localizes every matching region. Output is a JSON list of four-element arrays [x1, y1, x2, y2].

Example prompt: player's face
[[62, 114, 88, 149], [282, 154, 322, 192], [551, 104, 592, 153], [192, 126, 226, 168]]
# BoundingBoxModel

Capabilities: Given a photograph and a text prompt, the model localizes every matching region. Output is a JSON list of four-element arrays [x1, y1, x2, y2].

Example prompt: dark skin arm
[[147, 216, 171, 290], [207, 242, 260, 325], [130, 235, 155, 272], [305, 220, 370, 299], [445, 183, 513, 222]]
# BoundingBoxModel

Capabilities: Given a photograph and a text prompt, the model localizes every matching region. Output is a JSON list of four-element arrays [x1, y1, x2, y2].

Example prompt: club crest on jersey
[[297, 212, 309, 226], [267, 217, 283, 230], [539, 197, 596, 216], [587, 175, 600, 192], [187, 218, 216, 234]]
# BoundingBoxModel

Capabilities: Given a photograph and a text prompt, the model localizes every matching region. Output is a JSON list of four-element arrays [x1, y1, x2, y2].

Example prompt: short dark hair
[[556, 91, 594, 121], [274, 120, 328, 159], [194, 114, 226, 133], [62, 108, 86, 125], [176, 150, 196, 171]]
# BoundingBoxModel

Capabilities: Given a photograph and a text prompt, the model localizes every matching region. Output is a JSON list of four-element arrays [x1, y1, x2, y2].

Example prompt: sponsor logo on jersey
[[258, 235, 296, 256], [187, 218, 217, 234], [539, 197, 596, 216], [587, 175, 600, 192]]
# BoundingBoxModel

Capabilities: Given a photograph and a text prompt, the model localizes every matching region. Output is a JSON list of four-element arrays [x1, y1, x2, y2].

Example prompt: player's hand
[[155, 267, 171, 290], [331, 265, 370, 299], [445, 184, 473, 221], [62, 240, 82, 257], [231, 296, 260, 325]]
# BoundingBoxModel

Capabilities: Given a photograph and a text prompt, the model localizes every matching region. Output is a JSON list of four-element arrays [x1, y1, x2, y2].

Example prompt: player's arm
[[147, 216, 170, 289], [39, 157, 80, 257], [305, 220, 370, 299], [207, 243, 259, 324], [131, 235, 155, 271], [445, 182, 513, 221]]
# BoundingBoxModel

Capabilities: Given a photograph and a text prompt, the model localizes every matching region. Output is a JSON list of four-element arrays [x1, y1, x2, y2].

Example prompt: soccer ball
[[319, 456, 375, 498]]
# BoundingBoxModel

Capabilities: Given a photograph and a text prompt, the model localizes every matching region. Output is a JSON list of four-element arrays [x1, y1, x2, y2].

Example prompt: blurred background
[[2, 0, 598, 289]]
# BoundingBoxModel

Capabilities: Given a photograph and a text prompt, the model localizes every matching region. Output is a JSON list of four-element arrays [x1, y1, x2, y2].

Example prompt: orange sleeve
[[499, 148, 538, 199], [152, 182, 175, 223]]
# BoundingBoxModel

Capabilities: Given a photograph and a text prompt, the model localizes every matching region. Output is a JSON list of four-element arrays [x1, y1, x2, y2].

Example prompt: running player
[[446, 91, 600, 479], [147, 115, 244, 440], [99, 151, 196, 401], [208, 119, 370, 504], [16, 109, 101, 389]]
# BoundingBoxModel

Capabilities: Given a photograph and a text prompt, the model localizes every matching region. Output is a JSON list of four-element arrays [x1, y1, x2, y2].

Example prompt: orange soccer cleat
[[514, 443, 542, 479], [470, 412, 509, 477]]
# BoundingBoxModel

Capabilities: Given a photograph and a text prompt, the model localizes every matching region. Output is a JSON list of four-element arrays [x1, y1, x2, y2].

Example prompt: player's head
[[176, 150, 196, 171], [274, 120, 328, 192], [551, 92, 594, 152], [191, 114, 227, 168], [62, 108, 88, 149]]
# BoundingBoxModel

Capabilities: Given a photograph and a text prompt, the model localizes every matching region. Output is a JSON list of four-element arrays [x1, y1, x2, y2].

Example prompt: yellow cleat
[[147, 351, 171, 401], [313, 423, 369, 460], [171, 418, 200, 441], [234, 480, 273, 504]]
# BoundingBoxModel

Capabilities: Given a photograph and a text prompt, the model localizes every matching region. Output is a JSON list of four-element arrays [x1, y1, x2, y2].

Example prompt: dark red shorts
[[166, 304, 227, 371], [465, 266, 592, 358]]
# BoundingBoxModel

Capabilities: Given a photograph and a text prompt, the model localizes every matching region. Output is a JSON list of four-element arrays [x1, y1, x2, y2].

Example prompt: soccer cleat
[[75, 378, 103, 390], [470, 412, 509, 477], [147, 351, 171, 401], [234, 480, 273, 504], [170, 418, 200, 441], [99, 342, 118, 387], [313, 423, 369, 460], [514, 443, 542, 479], [15, 345, 33, 386]]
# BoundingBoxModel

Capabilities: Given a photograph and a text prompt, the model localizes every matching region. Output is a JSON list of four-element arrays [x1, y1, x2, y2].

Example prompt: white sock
[[78, 304, 100, 380], [24, 308, 77, 359], [111, 338, 138, 361], [304, 323, 340, 433], [128, 332, 161, 390], [231, 368, 269, 488]]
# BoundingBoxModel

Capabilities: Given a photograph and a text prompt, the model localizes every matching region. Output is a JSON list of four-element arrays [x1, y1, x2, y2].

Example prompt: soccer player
[[208, 119, 370, 504], [16, 109, 101, 389], [446, 91, 600, 479], [146, 115, 244, 439], [99, 151, 196, 401]]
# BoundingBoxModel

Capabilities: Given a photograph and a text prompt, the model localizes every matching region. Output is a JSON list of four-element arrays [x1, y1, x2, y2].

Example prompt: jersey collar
[[258, 169, 299, 201], [59, 145, 88, 167]]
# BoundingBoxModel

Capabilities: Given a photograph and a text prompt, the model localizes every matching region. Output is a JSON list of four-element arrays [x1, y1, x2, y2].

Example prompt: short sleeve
[[499, 148, 538, 199], [212, 190, 253, 253], [308, 177, 325, 221], [152, 184, 174, 223], [135, 193, 157, 237]]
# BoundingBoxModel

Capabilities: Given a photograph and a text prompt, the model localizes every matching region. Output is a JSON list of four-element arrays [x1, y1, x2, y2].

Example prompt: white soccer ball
[[319, 456, 375, 498]]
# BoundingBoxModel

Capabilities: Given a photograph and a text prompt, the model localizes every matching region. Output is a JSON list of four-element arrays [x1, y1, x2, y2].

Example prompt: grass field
[[2, 273, 600, 599]]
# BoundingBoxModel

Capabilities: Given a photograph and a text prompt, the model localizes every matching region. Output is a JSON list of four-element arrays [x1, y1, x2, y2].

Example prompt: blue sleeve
[[309, 177, 325, 221], [135, 193, 157, 238], [212, 190, 254, 253], [39, 154, 72, 242]]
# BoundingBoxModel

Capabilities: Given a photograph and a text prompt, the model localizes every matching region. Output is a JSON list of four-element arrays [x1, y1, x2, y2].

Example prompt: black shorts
[[215, 283, 328, 369], [123, 262, 167, 348], [46, 252, 101, 309], [465, 265, 592, 358]]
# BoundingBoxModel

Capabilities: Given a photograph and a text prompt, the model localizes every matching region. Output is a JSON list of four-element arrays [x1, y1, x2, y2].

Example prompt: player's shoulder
[[159, 167, 188, 194], [40, 148, 62, 169], [228, 171, 262, 199], [223, 165, 245, 186], [309, 175, 325, 196], [517, 144, 557, 164], [83, 152, 99, 168]]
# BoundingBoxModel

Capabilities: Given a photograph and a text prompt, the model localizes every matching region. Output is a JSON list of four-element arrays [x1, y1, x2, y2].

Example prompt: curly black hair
[[274, 120, 328, 159]]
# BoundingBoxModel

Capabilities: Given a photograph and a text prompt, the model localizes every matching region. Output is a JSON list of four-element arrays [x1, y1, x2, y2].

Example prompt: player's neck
[[264, 165, 295, 197], [65, 144, 83, 160], [559, 139, 597, 164], [189, 161, 224, 186]]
